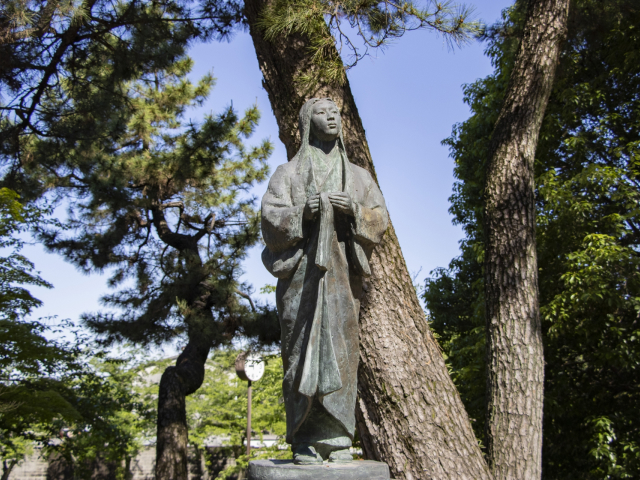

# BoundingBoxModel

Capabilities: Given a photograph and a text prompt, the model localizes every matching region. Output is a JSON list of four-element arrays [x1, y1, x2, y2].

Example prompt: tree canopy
[[2, 0, 279, 351], [0, 0, 243, 155]]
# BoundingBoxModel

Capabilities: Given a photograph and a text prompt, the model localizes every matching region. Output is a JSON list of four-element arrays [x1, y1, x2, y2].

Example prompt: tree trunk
[[1, 459, 16, 480], [244, 2, 491, 478], [124, 455, 133, 480], [155, 333, 212, 480], [483, 1, 569, 479], [151, 208, 223, 480]]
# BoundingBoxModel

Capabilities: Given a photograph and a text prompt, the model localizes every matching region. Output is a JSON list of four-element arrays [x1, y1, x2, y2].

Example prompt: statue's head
[[298, 97, 342, 147], [309, 99, 341, 142], [293, 97, 347, 168]]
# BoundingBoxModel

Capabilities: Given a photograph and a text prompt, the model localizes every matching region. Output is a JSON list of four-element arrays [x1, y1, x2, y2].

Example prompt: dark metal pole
[[246, 380, 252, 458]]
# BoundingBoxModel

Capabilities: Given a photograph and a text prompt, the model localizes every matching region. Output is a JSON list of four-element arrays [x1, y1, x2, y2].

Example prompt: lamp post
[[235, 352, 264, 458]]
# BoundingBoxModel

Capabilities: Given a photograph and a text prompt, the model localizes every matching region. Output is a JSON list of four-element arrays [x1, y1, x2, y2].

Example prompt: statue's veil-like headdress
[[292, 98, 349, 171]]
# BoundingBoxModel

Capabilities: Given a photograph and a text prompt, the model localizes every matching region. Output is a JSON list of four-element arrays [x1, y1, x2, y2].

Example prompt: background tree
[[43, 353, 155, 480], [5, 29, 278, 480], [2, 349, 152, 480], [186, 349, 287, 478], [0, 190, 150, 480], [426, 0, 640, 477], [481, 0, 569, 477], [242, 1, 492, 479], [121, 348, 287, 479], [257, 0, 479, 86], [2, 1, 283, 478], [0, 187, 77, 480], [186, 350, 285, 450], [0, 0, 243, 155]]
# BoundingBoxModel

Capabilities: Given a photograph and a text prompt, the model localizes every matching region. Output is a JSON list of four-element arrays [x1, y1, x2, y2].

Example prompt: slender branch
[[129, 220, 152, 264], [193, 213, 215, 243], [160, 202, 184, 210], [235, 289, 256, 312]]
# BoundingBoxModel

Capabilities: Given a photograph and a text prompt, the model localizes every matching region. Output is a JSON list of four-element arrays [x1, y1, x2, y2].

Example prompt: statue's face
[[310, 100, 341, 142]]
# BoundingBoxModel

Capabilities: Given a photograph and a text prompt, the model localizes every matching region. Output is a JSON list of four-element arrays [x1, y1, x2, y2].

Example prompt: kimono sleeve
[[261, 165, 305, 253], [353, 176, 389, 246]]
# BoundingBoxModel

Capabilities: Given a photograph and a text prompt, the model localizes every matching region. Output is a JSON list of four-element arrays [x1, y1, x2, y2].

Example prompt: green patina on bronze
[[261, 98, 388, 465]]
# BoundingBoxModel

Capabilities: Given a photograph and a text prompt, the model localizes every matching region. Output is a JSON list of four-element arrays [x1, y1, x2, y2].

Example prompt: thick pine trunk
[[483, 1, 569, 479], [155, 327, 212, 480], [244, 2, 491, 478]]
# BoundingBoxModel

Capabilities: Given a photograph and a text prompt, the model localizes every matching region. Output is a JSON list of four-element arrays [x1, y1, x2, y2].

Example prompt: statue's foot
[[292, 445, 322, 465], [328, 448, 353, 463]]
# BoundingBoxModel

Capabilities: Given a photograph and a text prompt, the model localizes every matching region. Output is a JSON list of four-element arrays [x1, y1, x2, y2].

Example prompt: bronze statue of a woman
[[261, 98, 388, 465]]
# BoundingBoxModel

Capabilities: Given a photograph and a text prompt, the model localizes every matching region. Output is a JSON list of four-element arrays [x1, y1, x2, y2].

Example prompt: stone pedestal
[[248, 459, 390, 480]]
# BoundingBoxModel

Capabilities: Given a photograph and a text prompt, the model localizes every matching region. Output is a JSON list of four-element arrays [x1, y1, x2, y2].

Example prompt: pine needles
[[258, 0, 482, 86]]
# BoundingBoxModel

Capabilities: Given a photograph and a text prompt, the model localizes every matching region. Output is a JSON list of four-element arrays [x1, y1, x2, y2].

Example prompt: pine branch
[[258, 0, 482, 85], [151, 204, 198, 253], [2, 0, 99, 143]]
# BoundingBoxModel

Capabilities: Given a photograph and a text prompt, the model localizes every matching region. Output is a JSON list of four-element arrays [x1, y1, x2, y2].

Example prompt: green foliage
[[45, 352, 155, 480], [2, 0, 277, 348], [0, 188, 77, 472], [2, 333, 154, 479], [0, 188, 52, 321], [258, 0, 481, 85], [259, 284, 276, 295], [424, 1, 640, 477], [0, 434, 32, 480], [1, 0, 244, 151], [193, 349, 289, 479], [1, 1, 278, 475], [2, 0, 275, 347], [187, 349, 286, 448], [132, 348, 289, 479], [0, 188, 153, 478]]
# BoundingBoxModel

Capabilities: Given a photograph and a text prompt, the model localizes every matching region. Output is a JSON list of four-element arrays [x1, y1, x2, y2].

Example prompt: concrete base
[[248, 459, 390, 480]]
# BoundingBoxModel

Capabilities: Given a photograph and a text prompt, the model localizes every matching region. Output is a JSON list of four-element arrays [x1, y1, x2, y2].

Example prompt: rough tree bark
[[483, 1, 569, 479], [244, 2, 491, 478]]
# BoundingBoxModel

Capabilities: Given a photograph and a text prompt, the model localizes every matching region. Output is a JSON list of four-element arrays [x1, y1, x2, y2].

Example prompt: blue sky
[[24, 0, 512, 337]]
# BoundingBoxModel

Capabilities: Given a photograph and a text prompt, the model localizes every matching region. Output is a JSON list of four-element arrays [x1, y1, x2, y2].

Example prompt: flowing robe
[[261, 146, 388, 446]]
